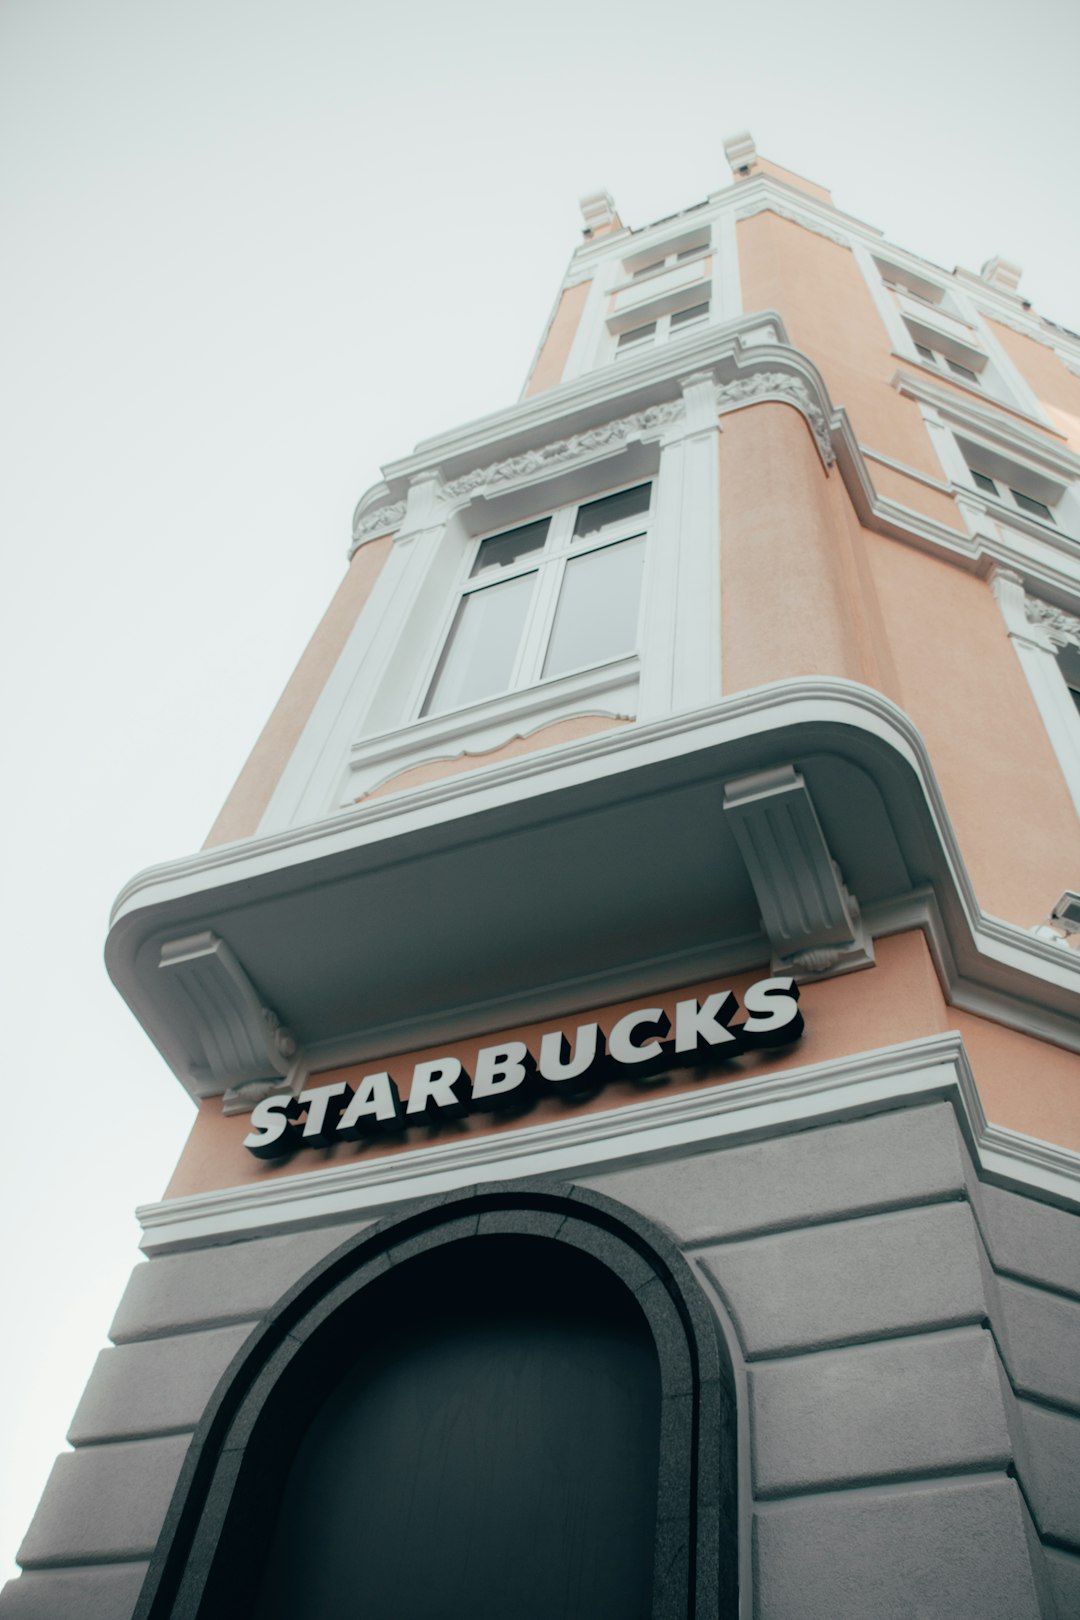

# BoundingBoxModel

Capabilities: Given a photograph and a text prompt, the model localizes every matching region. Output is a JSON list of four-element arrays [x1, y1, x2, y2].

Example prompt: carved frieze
[[441, 400, 686, 500], [716, 371, 835, 465], [1025, 596, 1080, 650], [352, 500, 407, 545]]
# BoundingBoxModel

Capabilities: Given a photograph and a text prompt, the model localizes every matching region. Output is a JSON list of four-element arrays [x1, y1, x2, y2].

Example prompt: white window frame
[[614, 301, 712, 358], [993, 571, 1080, 823], [949, 430, 1075, 537], [255, 373, 724, 829], [853, 242, 1053, 426], [415, 485, 654, 721]]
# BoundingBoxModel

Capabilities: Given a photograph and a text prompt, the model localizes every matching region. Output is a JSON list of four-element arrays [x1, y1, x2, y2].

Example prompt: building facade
[[5, 135, 1080, 1618]]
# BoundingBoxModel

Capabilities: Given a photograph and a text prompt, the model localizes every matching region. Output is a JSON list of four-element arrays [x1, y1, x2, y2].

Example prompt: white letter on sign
[[673, 991, 739, 1055]]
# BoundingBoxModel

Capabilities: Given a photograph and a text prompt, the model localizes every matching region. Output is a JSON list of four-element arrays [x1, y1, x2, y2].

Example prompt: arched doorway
[[252, 1236, 660, 1620], [136, 1184, 737, 1620]]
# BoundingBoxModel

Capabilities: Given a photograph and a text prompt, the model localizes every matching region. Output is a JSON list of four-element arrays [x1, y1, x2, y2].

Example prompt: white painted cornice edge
[[107, 679, 1080, 1048], [133, 1032, 1080, 1252]]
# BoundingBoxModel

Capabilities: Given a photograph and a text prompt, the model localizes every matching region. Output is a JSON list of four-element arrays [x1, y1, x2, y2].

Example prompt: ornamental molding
[[734, 198, 852, 251], [352, 500, 407, 545], [1025, 595, 1080, 649], [716, 371, 836, 465], [723, 765, 873, 979], [441, 400, 686, 500], [158, 931, 299, 1099]]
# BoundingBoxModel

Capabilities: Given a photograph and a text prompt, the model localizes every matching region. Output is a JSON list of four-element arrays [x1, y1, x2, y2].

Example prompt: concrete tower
[[4, 136, 1080, 1620]]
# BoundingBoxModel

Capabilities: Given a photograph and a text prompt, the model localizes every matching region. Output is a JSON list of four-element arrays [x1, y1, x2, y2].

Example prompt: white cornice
[[107, 681, 1080, 1106], [349, 319, 840, 552], [133, 1032, 1080, 1253]]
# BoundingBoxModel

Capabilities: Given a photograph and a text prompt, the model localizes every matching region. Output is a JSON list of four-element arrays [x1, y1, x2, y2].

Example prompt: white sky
[[2, 0, 1079, 1586]]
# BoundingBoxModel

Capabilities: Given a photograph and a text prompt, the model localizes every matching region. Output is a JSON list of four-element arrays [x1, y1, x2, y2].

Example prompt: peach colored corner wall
[[358, 715, 630, 802], [987, 319, 1080, 452], [719, 402, 899, 699], [524, 280, 592, 398], [718, 398, 1080, 923], [737, 211, 963, 495], [204, 536, 394, 848], [162, 930, 1080, 1203], [862, 526, 1080, 921]]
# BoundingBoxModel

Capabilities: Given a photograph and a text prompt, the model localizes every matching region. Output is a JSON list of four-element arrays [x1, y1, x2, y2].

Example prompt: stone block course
[[16, 1436, 190, 1568], [1017, 1399, 1080, 1550], [68, 1322, 255, 1444], [998, 1277, 1080, 1413], [109, 1219, 371, 1343], [0, 1563, 149, 1620], [749, 1326, 1012, 1496], [974, 1185, 1080, 1300], [752, 1476, 1044, 1619], [581, 1102, 966, 1244], [697, 1200, 985, 1357]]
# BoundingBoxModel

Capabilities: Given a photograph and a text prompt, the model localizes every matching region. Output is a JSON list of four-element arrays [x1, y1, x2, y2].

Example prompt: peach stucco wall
[[718, 397, 1080, 922], [163, 930, 1080, 1202], [736, 210, 962, 495], [987, 318, 1080, 453], [204, 536, 394, 847], [358, 714, 630, 802], [862, 528, 1080, 922], [719, 402, 900, 699], [524, 279, 592, 398]]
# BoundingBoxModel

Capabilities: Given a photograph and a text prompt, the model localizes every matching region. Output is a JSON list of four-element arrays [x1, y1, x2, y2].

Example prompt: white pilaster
[[638, 371, 723, 720]]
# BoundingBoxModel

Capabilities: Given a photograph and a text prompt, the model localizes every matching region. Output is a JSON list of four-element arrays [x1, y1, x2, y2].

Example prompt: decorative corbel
[[724, 766, 875, 981], [158, 932, 299, 1108]]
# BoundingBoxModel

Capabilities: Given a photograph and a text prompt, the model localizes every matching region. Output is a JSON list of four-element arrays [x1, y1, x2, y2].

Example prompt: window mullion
[[515, 561, 563, 685]]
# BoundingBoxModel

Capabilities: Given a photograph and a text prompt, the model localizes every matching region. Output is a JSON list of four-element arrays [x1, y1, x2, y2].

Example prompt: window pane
[[946, 357, 979, 382], [915, 342, 936, 362], [971, 469, 998, 496], [617, 323, 656, 350], [1011, 488, 1054, 521], [543, 536, 646, 680], [470, 518, 550, 577], [573, 483, 651, 539], [671, 301, 709, 330], [676, 244, 705, 260], [631, 260, 663, 280], [422, 573, 534, 715]]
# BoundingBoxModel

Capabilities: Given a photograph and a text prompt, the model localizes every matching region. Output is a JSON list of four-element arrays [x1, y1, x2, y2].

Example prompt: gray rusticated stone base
[[3, 1102, 1076, 1617], [17, 1436, 190, 1568], [579, 1100, 967, 1243], [749, 1327, 1012, 1496], [109, 1219, 371, 1342], [0, 1564, 148, 1620], [68, 1323, 254, 1444], [753, 1476, 1044, 1620]]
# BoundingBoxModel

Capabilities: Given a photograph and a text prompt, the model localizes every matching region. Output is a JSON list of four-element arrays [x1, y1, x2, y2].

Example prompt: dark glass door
[[248, 1236, 661, 1620]]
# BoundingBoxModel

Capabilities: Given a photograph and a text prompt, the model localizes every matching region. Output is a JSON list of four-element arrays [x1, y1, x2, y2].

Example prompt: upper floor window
[[969, 467, 1055, 522], [615, 302, 710, 356], [631, 243, 707, 281], [421, 484, 652, 718], [958, 435, 1066, 528], [912, 339, 981, 385], [903, 314, 988, 390], [874, 256, 959, 318]]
